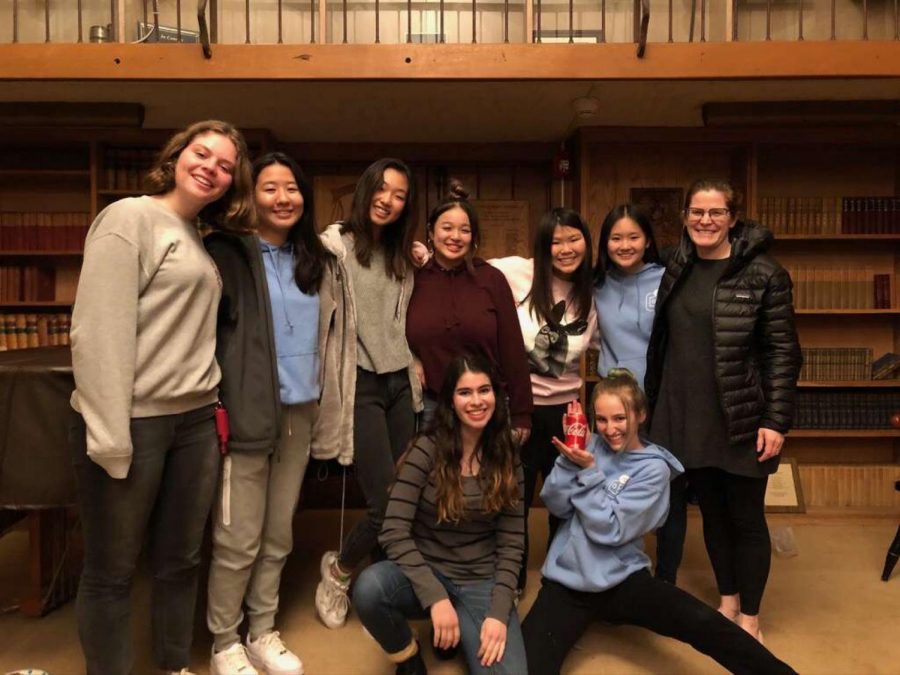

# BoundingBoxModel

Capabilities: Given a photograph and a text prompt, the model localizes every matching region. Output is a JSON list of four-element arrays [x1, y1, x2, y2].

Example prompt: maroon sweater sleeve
[[480, 265, 534, 429]]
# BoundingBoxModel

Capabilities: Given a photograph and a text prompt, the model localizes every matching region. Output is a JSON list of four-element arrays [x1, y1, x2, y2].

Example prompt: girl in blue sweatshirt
[[592, 204, 664, 391], [521, 370, 796, 675]]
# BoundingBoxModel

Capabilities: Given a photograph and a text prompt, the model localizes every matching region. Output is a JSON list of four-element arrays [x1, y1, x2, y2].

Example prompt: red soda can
[[564, 411, 588, 450]]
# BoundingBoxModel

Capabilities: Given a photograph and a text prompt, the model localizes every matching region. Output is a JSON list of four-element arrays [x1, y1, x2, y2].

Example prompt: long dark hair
[[528, 208, 593, 327], [427, 352, 519, 523], [593, 203, 661, 287], [252, 152, 328, 294], [145, 119, 255, 232], [426, 179, 480, 273], [341, 157, 415, 280]]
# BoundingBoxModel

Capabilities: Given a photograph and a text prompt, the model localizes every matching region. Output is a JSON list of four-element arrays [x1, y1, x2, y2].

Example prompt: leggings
[[521, 571, 796, 675], [688, 466, 771, 615], [518, 402, 567, 589], [338, 368, 415, 570]]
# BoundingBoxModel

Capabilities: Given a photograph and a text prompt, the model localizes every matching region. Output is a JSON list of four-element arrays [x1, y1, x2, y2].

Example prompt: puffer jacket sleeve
[[757, 264, 802, 433]]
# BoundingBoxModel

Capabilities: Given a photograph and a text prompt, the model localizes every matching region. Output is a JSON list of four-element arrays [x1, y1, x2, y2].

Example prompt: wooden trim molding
[[1, 41, 899, 81]]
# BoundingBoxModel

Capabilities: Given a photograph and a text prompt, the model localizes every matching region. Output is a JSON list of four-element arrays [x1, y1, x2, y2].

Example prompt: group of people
[[68, 119, 801, 675]]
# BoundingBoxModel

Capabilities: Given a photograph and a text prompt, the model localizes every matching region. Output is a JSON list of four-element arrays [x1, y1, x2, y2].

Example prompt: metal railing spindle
[[798, 0, 803, 40], [78, 0, 83, 42], [375, 0, 380, 43], [504, 0, 509, 42], [472, 0, 476, 43], [44, 0, 50, 43], [177, 0, 182, 41], [278, 0, 283, 43], [863, 0, 868, 39], [765, 0, 771, 40], [668, 0, 673, 42], [700, 0, 706, 41], [831, 0, 836, 39], [536, 0, 541, 42], [601, 0, 606, 42], [439, 0, 444, 42], [245, 0, 250, 43]]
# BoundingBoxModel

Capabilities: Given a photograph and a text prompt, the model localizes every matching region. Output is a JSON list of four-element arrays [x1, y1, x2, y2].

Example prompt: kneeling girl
[[353, 353, 527, 674], [521, 371, 796, 675]]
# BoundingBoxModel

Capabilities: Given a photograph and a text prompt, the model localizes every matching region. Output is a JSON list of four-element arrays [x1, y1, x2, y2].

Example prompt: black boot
[[396, 645, 428, 675]]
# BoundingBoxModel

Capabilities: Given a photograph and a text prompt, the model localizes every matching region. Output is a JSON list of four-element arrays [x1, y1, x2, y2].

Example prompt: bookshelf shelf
[[798, 380, 900, 388], [794, 309, 900, 315], [791, 429, 900, 438], [97, 190, 143, 197], [775, 234, 900, 242], [0, 251, 83, 258], [0, 169, 90, 179], [0, 301, 72, 308]]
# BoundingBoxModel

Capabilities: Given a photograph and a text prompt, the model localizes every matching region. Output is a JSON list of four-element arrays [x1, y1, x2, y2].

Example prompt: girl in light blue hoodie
[[520, 370, 796, 675], [592, 204, 664, 391]]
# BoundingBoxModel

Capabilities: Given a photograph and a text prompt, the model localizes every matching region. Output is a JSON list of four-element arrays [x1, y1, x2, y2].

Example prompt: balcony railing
[[1, 0, 897, 45]]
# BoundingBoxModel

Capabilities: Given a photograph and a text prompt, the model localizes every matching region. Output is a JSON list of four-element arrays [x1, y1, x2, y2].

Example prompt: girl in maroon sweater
[[406, 181, 533, 440]]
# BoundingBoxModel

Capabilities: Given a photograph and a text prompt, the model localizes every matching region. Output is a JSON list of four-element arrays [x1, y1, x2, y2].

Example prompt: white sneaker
[[210, 642, 259, 675], [315, 550, 350, 629], [246, 631, 304, 675]]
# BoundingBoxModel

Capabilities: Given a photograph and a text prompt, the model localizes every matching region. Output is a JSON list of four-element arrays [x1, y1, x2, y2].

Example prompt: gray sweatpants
[[207, 401, 316, 651]]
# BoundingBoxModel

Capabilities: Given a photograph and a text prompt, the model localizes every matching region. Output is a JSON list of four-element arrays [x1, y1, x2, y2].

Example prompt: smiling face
[[369, 167, 409, 228], [593, 392, 645, 452], [607, 217, 649, 275], [685, 189, 736, 260], [452, 370, 496, 434], [551, 224, 587, 279], [172, 131, 237, 210], [254, 163, 303, 245], [431, 205, 472, 269]]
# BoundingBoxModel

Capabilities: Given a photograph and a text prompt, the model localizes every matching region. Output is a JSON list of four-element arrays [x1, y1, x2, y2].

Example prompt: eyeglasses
[[685, 207, 731, 223]]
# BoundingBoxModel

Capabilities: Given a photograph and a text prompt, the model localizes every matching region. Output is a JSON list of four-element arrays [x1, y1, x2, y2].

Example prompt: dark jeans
[[339, 368, 415, 570], [519, 402, 567, 589], [521, 571, 796, 675], [353, 560, 528, 675], [655, 472, 688, 583], [689, 467, 771, 615], [71, 405, 220, 675]]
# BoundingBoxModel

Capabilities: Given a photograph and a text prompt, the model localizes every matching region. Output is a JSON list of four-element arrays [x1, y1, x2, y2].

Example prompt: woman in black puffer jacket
[[645, 178, 801, 642]]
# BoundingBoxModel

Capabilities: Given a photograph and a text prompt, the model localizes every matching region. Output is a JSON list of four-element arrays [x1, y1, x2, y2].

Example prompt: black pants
[[71, 406, 220, 674], [339, 367, 415, 570], [689, 467, 771, 615], [519, 402, 567, 589], [521, 571, 796, 675], [655, 472, 688, 583]]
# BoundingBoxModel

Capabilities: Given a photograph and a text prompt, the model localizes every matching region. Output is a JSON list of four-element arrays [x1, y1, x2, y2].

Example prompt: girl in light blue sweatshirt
[[592, 204, 664, 390], [520, 370, 796, 675]]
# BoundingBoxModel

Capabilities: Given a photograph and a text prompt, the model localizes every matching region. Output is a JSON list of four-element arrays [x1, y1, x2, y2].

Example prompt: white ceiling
[[0, 78, 898, 143]]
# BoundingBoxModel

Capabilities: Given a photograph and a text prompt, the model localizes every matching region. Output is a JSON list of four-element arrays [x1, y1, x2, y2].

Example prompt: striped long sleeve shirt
[[378, 435, 526, 624]]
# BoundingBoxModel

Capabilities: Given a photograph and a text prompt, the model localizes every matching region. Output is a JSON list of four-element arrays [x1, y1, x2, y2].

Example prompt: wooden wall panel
[[799, 464, 900, 510]]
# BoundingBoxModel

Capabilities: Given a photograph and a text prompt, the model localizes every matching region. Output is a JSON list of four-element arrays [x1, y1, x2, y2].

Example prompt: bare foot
[[738, 613, 763, 643], [718, 594, 740, 622]]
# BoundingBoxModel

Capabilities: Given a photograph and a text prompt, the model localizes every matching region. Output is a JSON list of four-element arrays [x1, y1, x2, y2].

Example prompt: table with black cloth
[[0, 346, 79, 615]]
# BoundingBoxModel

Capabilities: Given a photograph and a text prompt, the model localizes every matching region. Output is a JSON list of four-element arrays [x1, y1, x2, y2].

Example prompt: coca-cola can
[[564, 412, 588, 450]]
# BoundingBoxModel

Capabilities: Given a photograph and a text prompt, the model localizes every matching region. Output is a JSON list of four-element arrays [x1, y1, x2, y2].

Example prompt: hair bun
[[447, 179, 469, 201], [606, 367, 638, 383]]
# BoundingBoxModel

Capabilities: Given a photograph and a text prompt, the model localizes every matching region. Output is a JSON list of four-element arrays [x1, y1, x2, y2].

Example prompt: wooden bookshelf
[[791, 429, 900, 438], [798, 380, 900, 388]]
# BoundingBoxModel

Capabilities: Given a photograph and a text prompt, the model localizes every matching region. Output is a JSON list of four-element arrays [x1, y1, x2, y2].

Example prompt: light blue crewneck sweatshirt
[[593, 262, 664, 389], [540, 434, 684, 593], [259, 237, 320, 405]]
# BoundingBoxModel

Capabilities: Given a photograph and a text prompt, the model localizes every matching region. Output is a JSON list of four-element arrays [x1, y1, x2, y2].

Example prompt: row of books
[[799, 347, 872, 381], [761, 196, 900, 235], [784, 265, 891, 310], [0, 265, 56, 302], [0, 212, 91, 251], [794, 391, 900, 429], [103, 148, 155, 191], [0, 313, 71, 351]]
